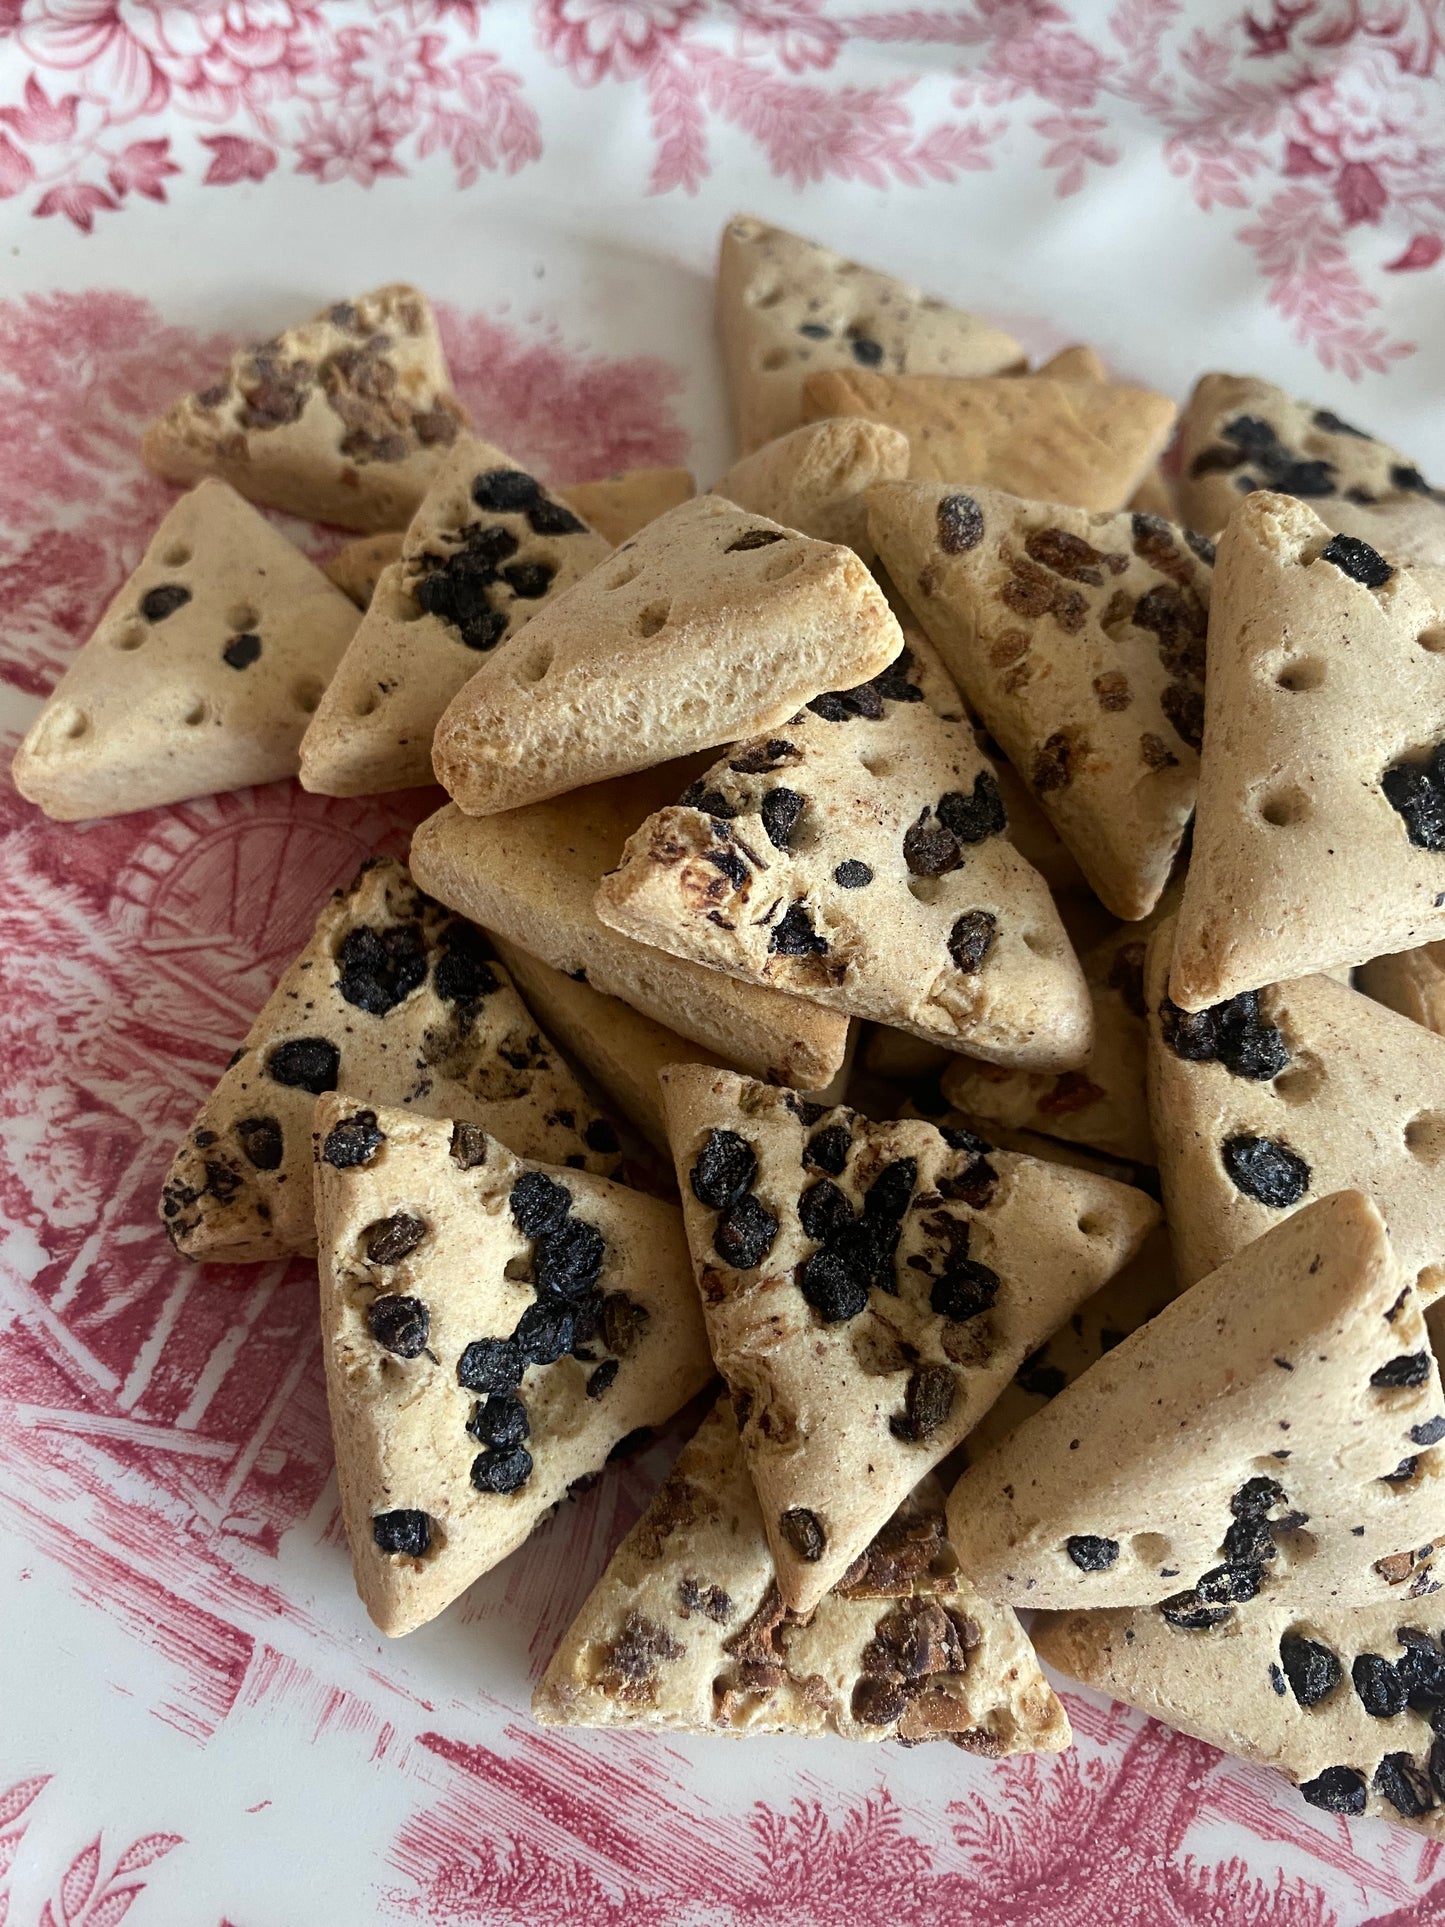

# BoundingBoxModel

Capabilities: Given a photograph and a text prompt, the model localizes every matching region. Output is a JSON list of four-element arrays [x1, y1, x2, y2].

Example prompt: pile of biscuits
[[15, 218, 1445, 1829]]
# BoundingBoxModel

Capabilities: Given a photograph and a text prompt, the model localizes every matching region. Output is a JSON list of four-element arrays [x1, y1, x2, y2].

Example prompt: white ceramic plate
[[2, 3, 1443, 1919]]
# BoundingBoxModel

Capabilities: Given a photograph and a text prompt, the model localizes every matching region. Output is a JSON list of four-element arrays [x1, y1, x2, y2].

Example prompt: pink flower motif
[[733, 0, 841, 75], [991, 26, 1107, 111], [1293, 47, 1435, 170], [536, 0, 703, 86], [293, 104, 404, 187], [330, 20, 449, 114], [0, 130, 35, 197], [124, 2, 318, 122], [17, 2, 167, 121]]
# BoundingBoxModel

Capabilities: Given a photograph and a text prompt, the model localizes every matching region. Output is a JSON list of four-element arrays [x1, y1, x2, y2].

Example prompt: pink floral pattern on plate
[[0, 0, 1440, 372]]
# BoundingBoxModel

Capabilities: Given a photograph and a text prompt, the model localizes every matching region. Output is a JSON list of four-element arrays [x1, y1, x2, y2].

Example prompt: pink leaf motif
[[0, 1777, 49, 1830], [0, 1889, 8, 1927], [646, 57, 708, 195], [40, 1904, 61, 1927], [1386, 233, 1445, 271], [1034, 112, 1119, 196], [79, 1887, 143, 1927], [34, 182, 119, 234], [60, 1837, 102, 1921], [0, 131, 34, 199], [0, 74, 78, 144], [453, 54, 542, 177], [0, 1833, 16, 1878], [908, 118, 1001, 180], [1282, 139, 1330, 178], [110, 1835, 182, 1878], [1335, 159, 1386, 227], [200, 136, 276, 187], [1240, 187, 1414, 375], [106, 139, 179, 204]]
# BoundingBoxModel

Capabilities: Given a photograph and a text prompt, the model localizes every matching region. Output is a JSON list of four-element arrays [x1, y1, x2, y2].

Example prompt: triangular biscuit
[[942, 920, 1155, 1163], [717, 215, 1024, 454], [1169, 492, 1445, 1009], [946, 1191, 1445, 1611], [714, 418, 911, 561], [658, 1065, 1159, 1614], [430, 495, 903, 816], [489, 937, 730, 1152], [409, 768, 850, 1090], [1037, 1596, 1445, 1834], [1145, 918, 1445, 1293], [1036, 345, 1175, 519], [533, 1397, 1070, 1753], [964, 1222, 1179, 1463], [1178, 371, 1445, 564], [806, 371, 1176, 513], [315, 1098, 712, 1635], [558, 467, 695, 545], [300, 436, 610, 796], [12, 480, 357, 822], [160, 858, 621, 1264], [868, 482, 1214, 919], [1358, 941, 1445, 1033], [325, 532, 404, 607], [142, 284, 466, 531], [595, 640, 1091, 1069]]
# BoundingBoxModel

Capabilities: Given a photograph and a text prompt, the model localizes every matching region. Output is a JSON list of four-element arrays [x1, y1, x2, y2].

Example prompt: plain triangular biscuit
[[964, 1222, 1179, 1463], [1145, 917, 1445, 1293], [1036, 1595, 1445, 1834], [325, 532, 404, 607], [489, 937, 730, 1151], [942, 919, 1155, 1163], [409, 767, 850, 1089], [807, 371, 1176, 513], [595, 641, 1091, 1069], [315, 1098, 712, 1635], [717, 214, 1024, 454], [558, 467, 695, 544], [533, 1397, 1070, 1753], [160, 857, 621, 1264], [12, 480, 358, 822], [142, 284, 466, 531], [868, 482, 1214, 918], [430, 495, 903, 816], [1036, 345, 1175, 520], [714, 418, 911, 560], [1178, 371, 1445, 564], [300, 435, 610, 796], [1169, 492, 1445, 1009], [1358, 940, 1445, 1033], [946, 1191, 1445, 1611], [659, 1065, 1159, 1614]]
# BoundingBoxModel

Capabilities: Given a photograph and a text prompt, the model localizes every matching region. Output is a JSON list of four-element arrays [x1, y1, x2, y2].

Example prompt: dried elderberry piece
[[680, 780, 742, 818], [890, 1363, 957, 1443], [799, 1224, 880, 1323], [730, 739, 795, 775], [514, 1300, 577, 1366], [849, 333, 884, 367], [449, 1120, 489, 1169], [1299, 1766, 1367, 1815], [1382, 744, 1445, 852], [222, 632, 261, 669], [322, 1109, 384, 1168], [770, 903, 828, 956], [1221, 1134, 1310, 1207], [457, 1335, 522, 1394], [367, 1293, 430, 1358], [510, 1170, 573, 1238], [1370, 1351, 1431, 1389], [235, 1115, 283, 1171], [930, 1258, 1000, 1322], [937, 772, 1007, 845], [1320, 533, 1394, 589], [1159, 991, 1289, 1081], [267, 1037, 340, 1094], [1157, 1589, 1234, 1631], [1066, 1535, 1119, 1572], [779, 1507, 826, 1561], [364, 1213, 427, 1265], [433, 924, 498, 1003], [760, 787, 805, 851], [502, 560, 556, 600], [1015, 1349, 1067, 1399], [1375, 1754, 1436, 1819], [715, 1193, 779, 1270], [336, 922, 427, 1015], [903, 810, 961, 877], [587, 1359, 619, 1399], [1195, 1561, 1266, 1605], [471, 1444, 533, 1493], [527, 497, 586, 537], [467, 1392, 529, 1448], [372, 1509, 430, 1557], [834, 860, 873, 888], [1279, 1633, 1342, 1708], [141, 584, 191, 623], [534, 1216, 606, 1299], [872, 648, 924, 705], [804, 1123, 851, 1177], [471, 468, 542, 514], [601, 1292, 648, 1357], [690, 1128, 757, 1210], [948, 911, 997, 974], [1353, 1651, 1410, 1717], [1400, 1631, 1445, 1711], [937, 493, 984, 554], [798, 1177, 854, 1242]]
